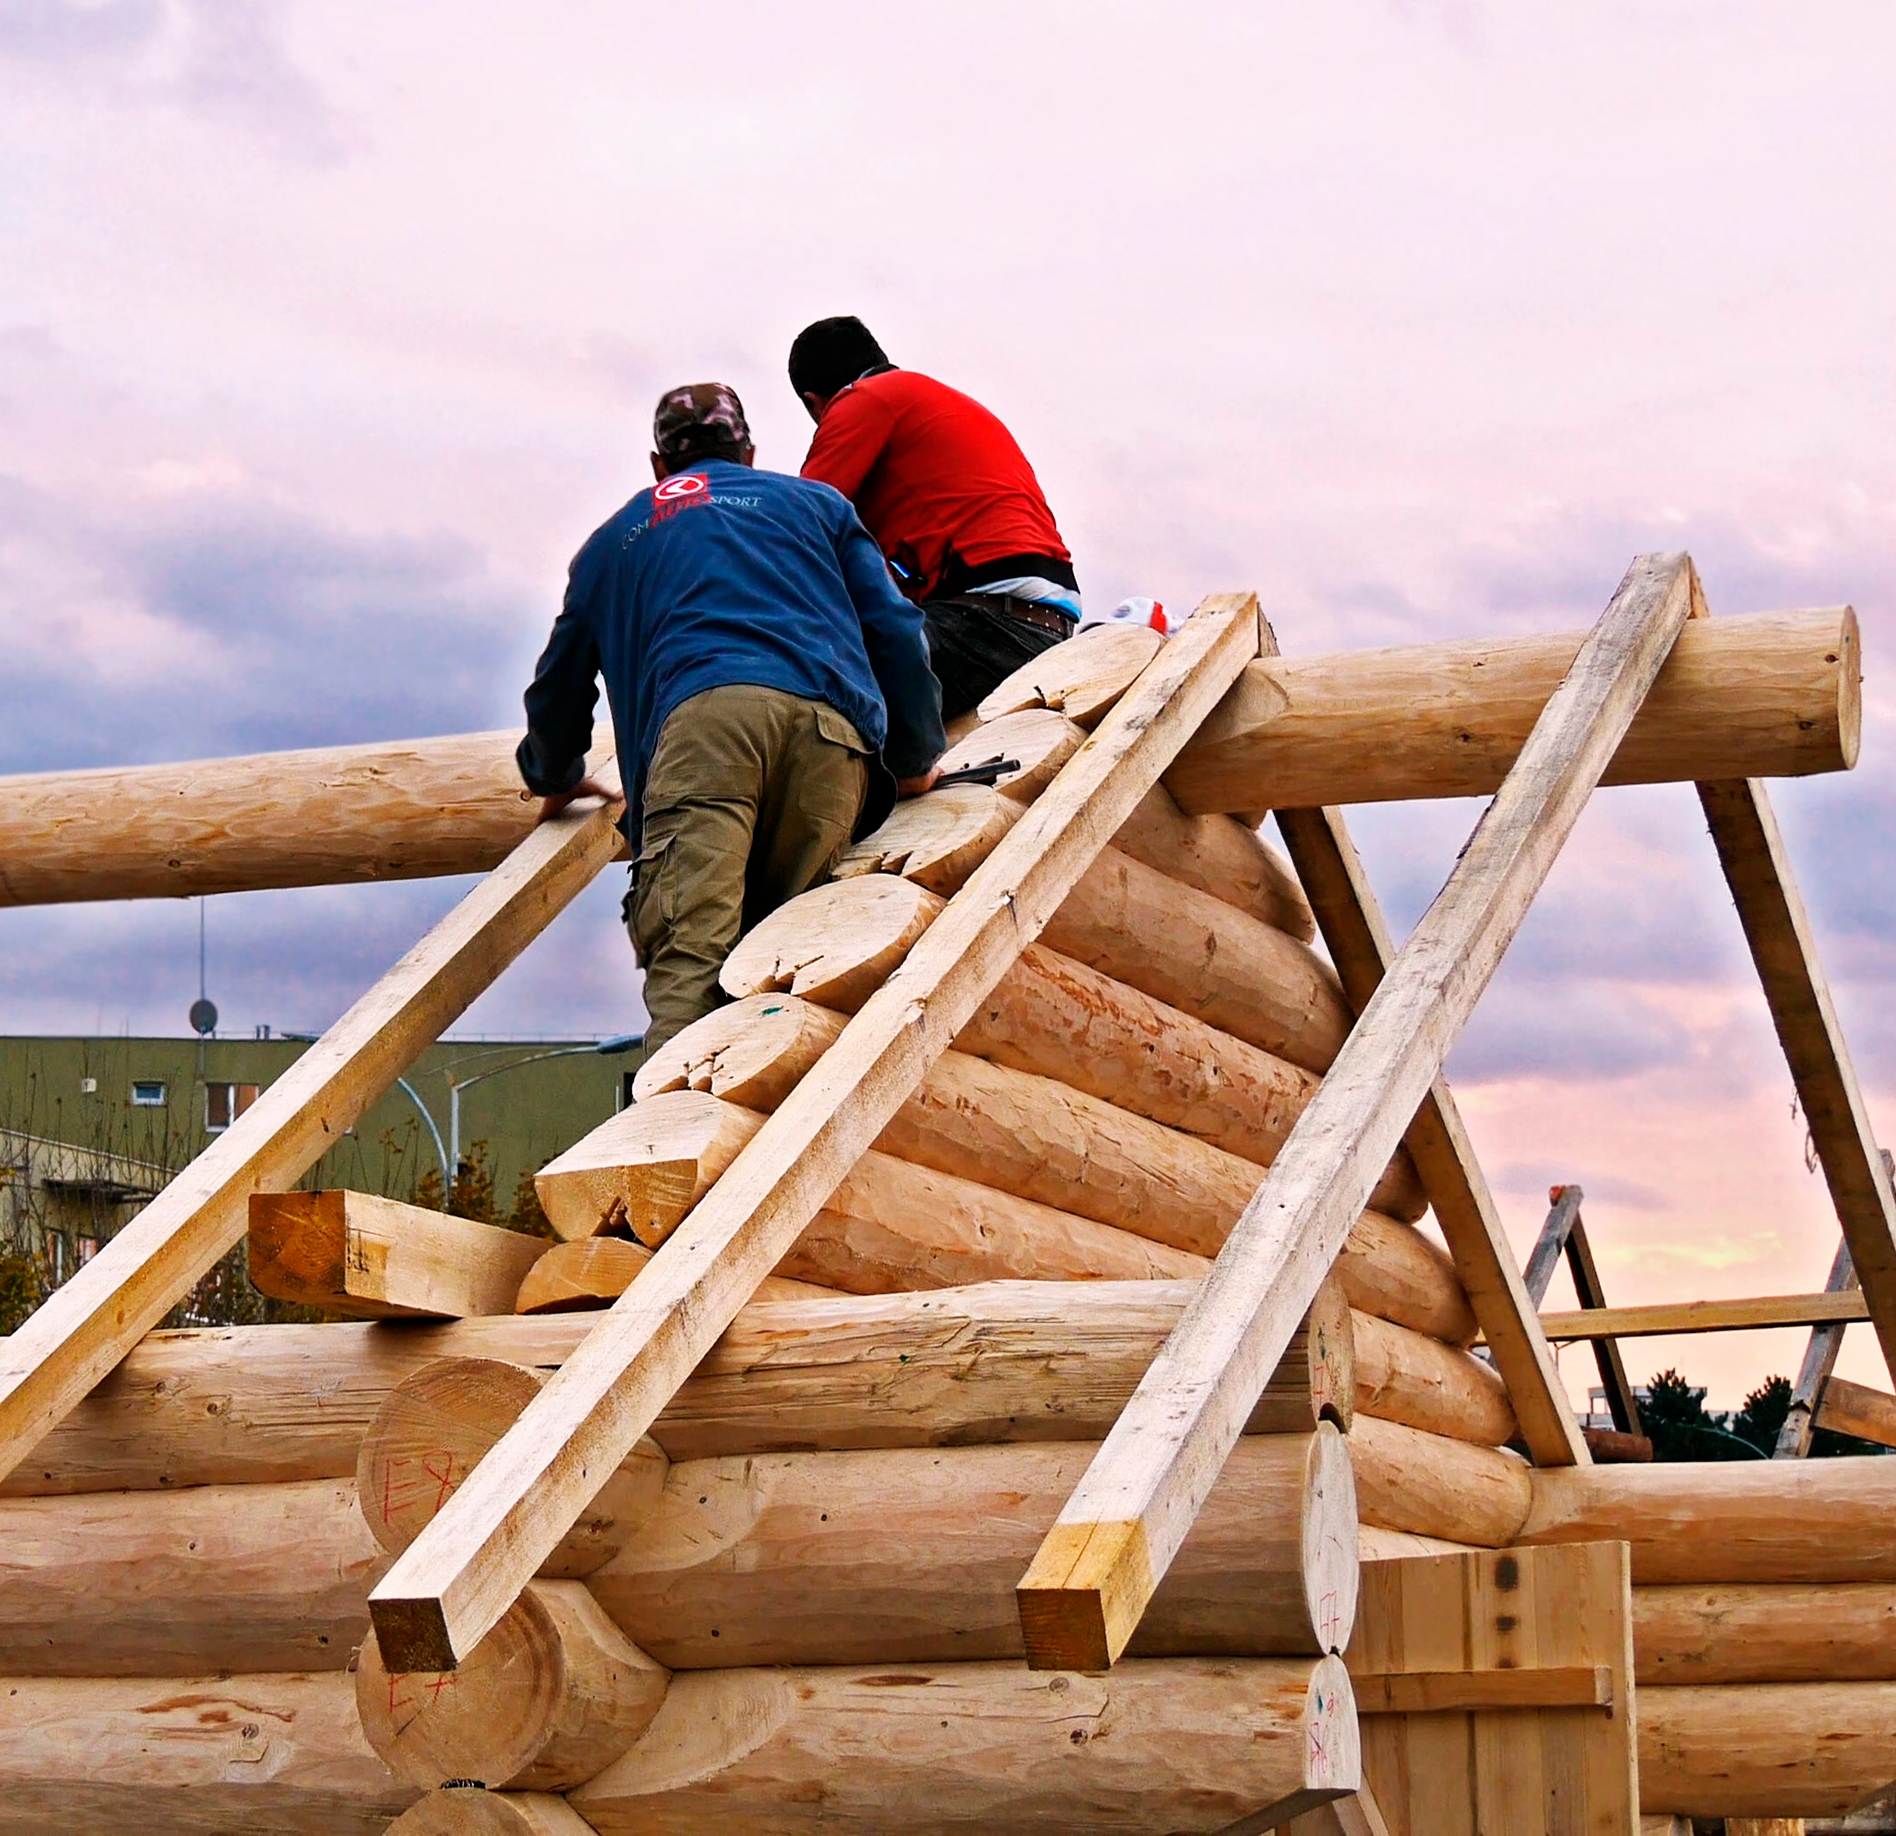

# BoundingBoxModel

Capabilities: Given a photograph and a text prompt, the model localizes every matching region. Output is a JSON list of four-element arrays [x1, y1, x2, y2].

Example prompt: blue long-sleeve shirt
[[517, 458, 945, 836]]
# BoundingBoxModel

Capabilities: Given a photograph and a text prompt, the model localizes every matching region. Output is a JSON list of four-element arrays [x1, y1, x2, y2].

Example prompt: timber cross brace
[[0, 546, 1889, 1832]]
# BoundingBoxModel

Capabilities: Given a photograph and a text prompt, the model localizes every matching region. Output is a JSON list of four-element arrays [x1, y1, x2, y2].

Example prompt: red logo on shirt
[[654, 473, 708, 502]]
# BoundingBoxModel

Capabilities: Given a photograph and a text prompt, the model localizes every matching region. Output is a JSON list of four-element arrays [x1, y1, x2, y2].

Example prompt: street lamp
[[281, 1031, 453, 1199], [447, 1035, 642, 1187]]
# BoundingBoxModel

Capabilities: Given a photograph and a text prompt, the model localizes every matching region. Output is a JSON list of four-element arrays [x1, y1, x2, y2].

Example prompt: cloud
[[0, 0, 344, 162]]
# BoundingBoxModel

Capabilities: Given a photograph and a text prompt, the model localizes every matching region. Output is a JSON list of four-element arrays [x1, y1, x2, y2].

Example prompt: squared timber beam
[[1698, 776, 1896, 1382], [1273, 808, 1587, 1467], [1814, 1373, 1896, 1448], [366, 592, 1263, 1673], [248, 1190, 551, 1319], [1777, 1232, 1859, 1456], [1015, 552, 1699, 1671], [0, 779, 625, 1486]]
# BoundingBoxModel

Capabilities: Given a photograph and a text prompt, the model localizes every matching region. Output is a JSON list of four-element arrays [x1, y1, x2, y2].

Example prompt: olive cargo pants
[[629, 684, 870, 1056]]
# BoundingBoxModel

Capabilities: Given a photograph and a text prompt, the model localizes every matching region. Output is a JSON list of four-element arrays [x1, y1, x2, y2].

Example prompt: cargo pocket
[[627, 826, 678, 960], [803, 705, 873, 834]]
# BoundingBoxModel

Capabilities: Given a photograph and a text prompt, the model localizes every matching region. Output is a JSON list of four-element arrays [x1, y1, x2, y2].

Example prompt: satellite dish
[[189, 998, 218, 1037]]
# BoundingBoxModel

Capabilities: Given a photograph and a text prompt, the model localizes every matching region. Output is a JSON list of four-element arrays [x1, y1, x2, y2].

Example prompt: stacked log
[[1520, 1459, 1896, 1821]]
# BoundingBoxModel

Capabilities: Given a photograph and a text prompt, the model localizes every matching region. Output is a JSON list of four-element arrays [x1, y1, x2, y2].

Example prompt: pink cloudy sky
[[3, 2, 1894, 1407]]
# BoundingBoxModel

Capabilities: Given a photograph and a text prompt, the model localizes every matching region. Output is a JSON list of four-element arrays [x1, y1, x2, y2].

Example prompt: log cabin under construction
[[0, 553, 1891, 1834]]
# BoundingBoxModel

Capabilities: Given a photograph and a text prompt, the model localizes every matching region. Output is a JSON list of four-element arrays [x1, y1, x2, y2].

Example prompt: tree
[[1733, 1373, 1792, 1454], [1643, 1367, 1762, 1461]]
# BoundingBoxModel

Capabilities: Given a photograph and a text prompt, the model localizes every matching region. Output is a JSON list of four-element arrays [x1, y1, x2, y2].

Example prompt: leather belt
[[940, 593, 1077, 638]]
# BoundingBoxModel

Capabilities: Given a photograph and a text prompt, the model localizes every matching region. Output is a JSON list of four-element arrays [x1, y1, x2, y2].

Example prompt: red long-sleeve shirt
[[800, 369, 1073, 603]]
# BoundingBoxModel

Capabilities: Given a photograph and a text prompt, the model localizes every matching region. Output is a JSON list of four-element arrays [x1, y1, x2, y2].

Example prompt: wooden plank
[[1815, 1374, 1896, 1449], [1273, 803, 1586, 1468], [1280, 1788, 1396, 1836], [248, 1191, 550, 1319], [1521, 1183, 1587, 1305], [1537, 1293, 1868, 1339], [1016, 553, 1694, 1670], [0, 785, 625, 1488], [1564, 1213, 1645, 1437], [1353, 1666, 1612, 1714], [365, 592, 1263, 1673], [1777, 1147, 1885, 1457], [1698, 776, 1896, 1381]]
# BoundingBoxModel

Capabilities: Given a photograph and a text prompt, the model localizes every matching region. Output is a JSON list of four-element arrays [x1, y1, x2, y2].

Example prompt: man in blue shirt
[[518, 382, 946, 1053]]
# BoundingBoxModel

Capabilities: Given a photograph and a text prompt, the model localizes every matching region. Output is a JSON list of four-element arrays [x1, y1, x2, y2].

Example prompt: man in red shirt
[[791, 316, 1079, 720]]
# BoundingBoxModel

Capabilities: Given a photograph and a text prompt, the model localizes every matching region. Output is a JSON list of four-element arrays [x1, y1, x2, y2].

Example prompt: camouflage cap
[[653, 381, 752, 458]]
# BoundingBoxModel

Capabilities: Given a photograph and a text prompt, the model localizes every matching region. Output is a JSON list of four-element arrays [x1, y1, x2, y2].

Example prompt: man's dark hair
[[789, 317, 891, 402]]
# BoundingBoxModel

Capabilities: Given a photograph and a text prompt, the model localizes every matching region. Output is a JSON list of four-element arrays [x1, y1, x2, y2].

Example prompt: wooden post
[[1272, 802, 1586, 1467], [1520, 1185, 1643, 1437], [0, 783, 625, 1488], [1814, 1374, 1896, 1448], [1777, 1235, 1860, 1456], [1015, 553, 1697, 1670], [366, 593, 1262, 1672], [1699, 777, 1896, 1382]]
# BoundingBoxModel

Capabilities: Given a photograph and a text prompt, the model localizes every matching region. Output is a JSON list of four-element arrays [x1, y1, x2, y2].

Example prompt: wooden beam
[[1815, 1374, 1896, 1449], [1015, 553, 1696, 1671], [365, 592, 1262, 1673], [0, 785, 625, 1489], [1520, 1182, 1586, 1304], [1165, 604, 1857, 815], [1699, 776, 1896, 1381], [1352, 1665, 1612, 1715], [248, 1191, 550, 1319], [1777, 1231, 1861, 1457], [1537, 1292, 1869, 1339], [1273, 803, 1586, 1467]]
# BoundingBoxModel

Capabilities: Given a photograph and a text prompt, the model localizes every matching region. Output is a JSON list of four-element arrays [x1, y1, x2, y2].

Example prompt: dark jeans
[[922, 599, 1072, 722]]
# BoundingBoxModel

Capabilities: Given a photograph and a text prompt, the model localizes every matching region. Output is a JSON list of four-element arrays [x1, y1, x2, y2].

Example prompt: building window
[[131, 1080, 167, 1107], [205, 1082, 260, 1132]]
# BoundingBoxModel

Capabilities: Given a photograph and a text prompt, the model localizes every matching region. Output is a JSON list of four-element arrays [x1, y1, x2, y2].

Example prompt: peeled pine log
[[636, 993, 1425, 1241], [1634, 1582, 1896, 1685], [389, 1792, 596, 1836], [1639, 1681, 1896, 1821], [8, 1280, 1354, 1496], [248, 1189, 549, 1319], [1334, 1208, 1478, 1345], [356, 1287, 1352, 1549], [721, 857, 1350, 1075], [357, 1578, 669, 1790], [0, 1669, 413, 1833], [834, 781, 1024, 894], [976, 619, 1165, 728], [570, 1654, 1360, 1833], [534, 1091, 1208, 1291], [1350, 1310, 1516, 1444], [0, 1476, 381, 1675], [1356, 1526, 1481, 1562], [1516, 1456, 1896, 1583], [1164, 606, 1861, 816], [357, 1356, 669, 1577], [937, 706, 1084, 800], [589, 1427, 1358, 1668], [511, 1236, 830, 1313], [1346, 1414, 1533, 1548]]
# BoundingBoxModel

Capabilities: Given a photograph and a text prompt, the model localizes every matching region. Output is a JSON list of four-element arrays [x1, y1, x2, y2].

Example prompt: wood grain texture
[[0, 728, 594, 906], [587, 1428, 1357, 1667], [509, 1239, 834, 1313], [387, 1792, 596, 1836], [1815, 1374, 1896, 1447], [357, 1579, 668, 1790], [1639, 1682, 1896, 1820], [366, 592, 1261, 1671], [570, 1655, 1360, 1833], [977, 620, 1165, 728], [247, 1190, 549, 1319], [0, 1669, 417, 1834], [1275, 800, 1585, 1466], [0, 785, 625, 1489], [0, 1477, 382, 1675], [1015, 554, 1695, 1668], [1517, 1456, 1896, 1582], [4, 1279, 1357, 1496], [1346, 1415, 1534, 1548], [1700, 776, 1896, 1382], [1634, 1581, 1896, 1685], [1537, 1291, 1869, 1338], [1351, 1311, 1517, 1445], [1165, 605, 1858, 815]]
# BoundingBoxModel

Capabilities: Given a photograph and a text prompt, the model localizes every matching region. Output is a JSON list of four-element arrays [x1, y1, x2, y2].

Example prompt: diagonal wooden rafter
[[1697, 777, 1896, 1384], [0, 776, 628, 1486], [1776, 1231, 1860, 1457], [1520, 1184, 1641, 1438], [1274, 806, 1587, 1467], [364, 593, 1263, 1674], [1014, 552, 1700, 1672]]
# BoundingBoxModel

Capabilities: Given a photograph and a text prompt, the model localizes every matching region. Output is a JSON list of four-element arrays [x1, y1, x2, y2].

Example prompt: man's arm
[[800, 387, 897, 502], [834, 511, 945, 791], [517, 548, 606, 814]]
